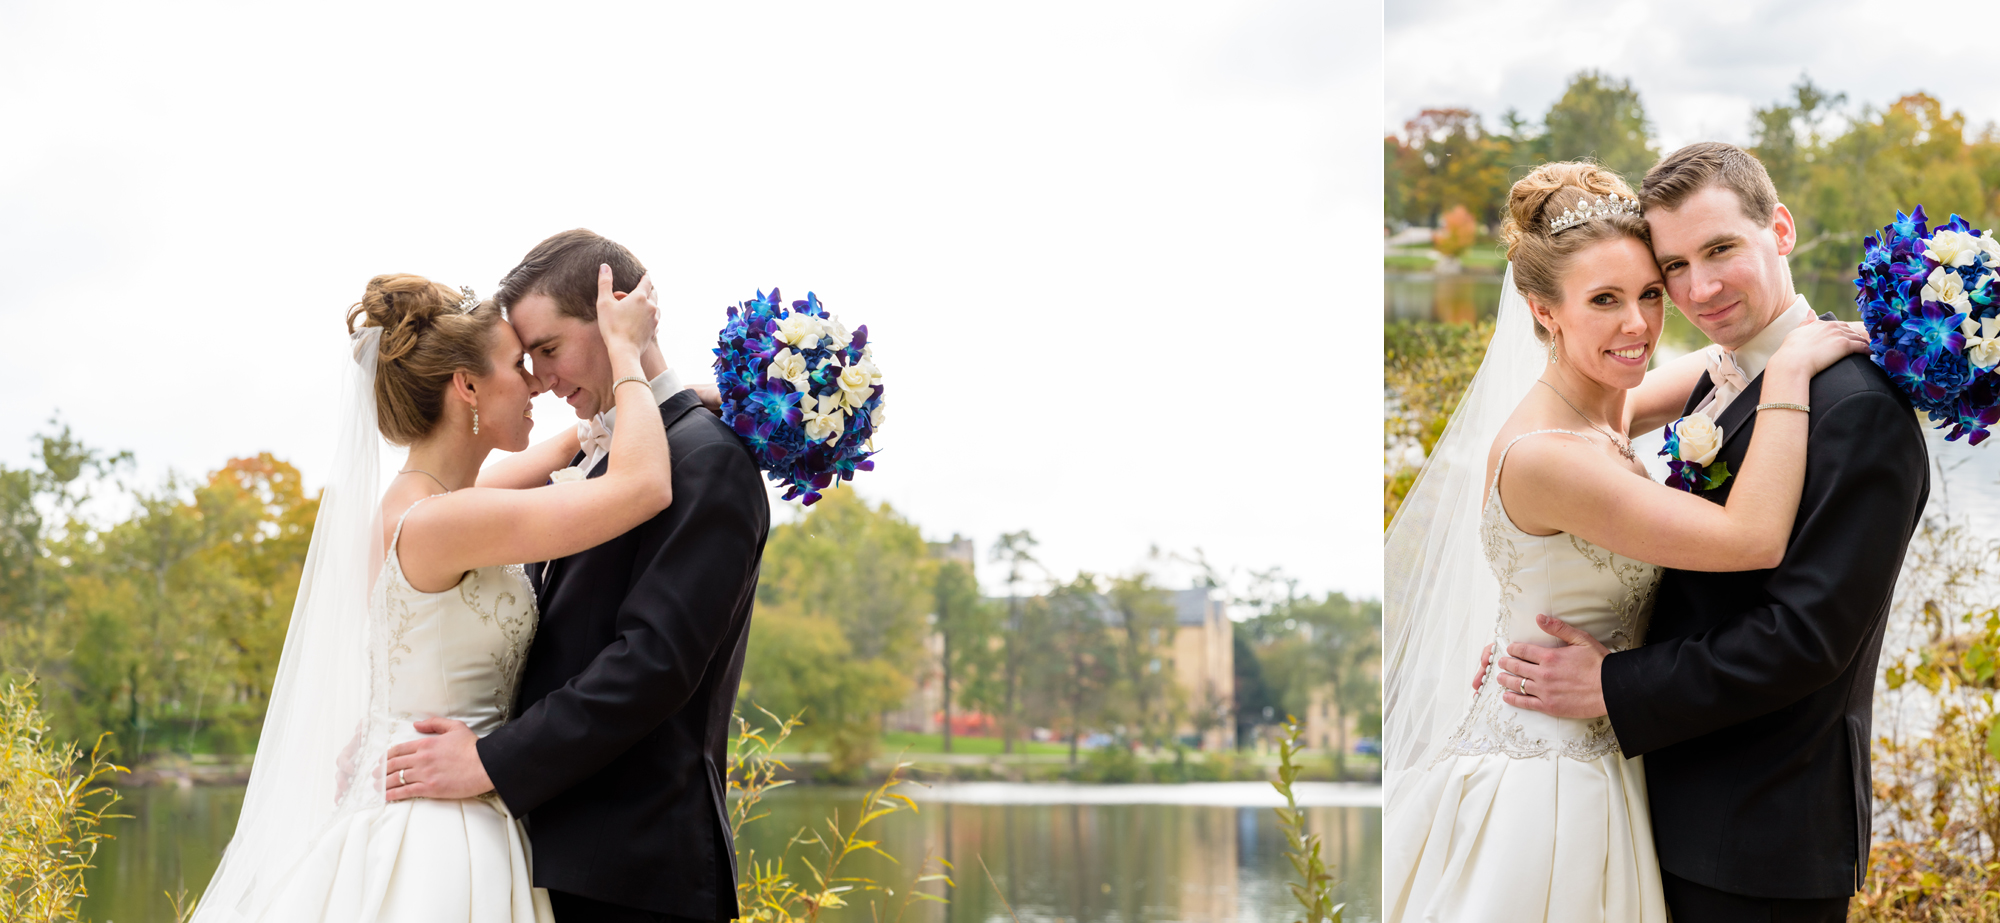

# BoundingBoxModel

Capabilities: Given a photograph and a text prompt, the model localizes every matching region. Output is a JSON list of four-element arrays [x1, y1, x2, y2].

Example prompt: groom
[[1494, 143, 1930, 919], [386, 229, 772, 922]]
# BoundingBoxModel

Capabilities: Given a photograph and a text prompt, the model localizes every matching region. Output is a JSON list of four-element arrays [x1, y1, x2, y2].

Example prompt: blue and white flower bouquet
[[713, 288, 884, 504], [1857, 205, 2000, 443]]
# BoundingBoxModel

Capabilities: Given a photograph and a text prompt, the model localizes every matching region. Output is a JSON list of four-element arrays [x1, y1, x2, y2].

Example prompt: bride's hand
[[1769, 317, 1869, 378], [595, 264, 660, 354]]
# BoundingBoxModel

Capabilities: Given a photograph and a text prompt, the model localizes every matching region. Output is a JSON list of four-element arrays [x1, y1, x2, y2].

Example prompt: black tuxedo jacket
[[476, 388, 771, 919], [1600, 347, 1928, 899]]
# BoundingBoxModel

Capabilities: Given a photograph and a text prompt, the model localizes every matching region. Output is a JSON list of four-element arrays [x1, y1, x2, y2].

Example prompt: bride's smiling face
[[468, 323, 542, 452], [1532, 235, 1666, 390]]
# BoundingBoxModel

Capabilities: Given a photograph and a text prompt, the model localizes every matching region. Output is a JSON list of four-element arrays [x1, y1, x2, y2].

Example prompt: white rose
[[1925, 266, 1973, 312], [826, 316, 853, 349], [836, 363, 873, 409], [869, 402, 887, 430], [1675, 413, 1722, 467], [1964, 316, 2000, 369], [767, 348, 811, 392], [550, 465, 588, 484], [1978, 233, 2000, 265], [775, 313, 823, 348], [1926, 229, 1983, 267], [802, 394, 846, 443]]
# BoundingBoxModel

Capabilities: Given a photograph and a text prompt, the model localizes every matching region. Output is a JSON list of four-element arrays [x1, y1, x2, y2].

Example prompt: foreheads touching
[[495, 229, 647, 420]]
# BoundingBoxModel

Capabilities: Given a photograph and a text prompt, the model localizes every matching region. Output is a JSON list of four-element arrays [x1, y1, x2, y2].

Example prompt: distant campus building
[[890, 564, 1237, 751]]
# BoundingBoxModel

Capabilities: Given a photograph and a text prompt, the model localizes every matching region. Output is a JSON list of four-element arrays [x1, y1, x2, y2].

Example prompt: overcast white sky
[[1388, 0, 2000, 152], [0, 1, 1377, 602]]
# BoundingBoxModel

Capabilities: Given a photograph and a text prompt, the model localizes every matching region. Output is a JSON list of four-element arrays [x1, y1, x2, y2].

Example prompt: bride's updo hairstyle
[[1501, 161, 1653, 343], [345, 273, 506, 445]]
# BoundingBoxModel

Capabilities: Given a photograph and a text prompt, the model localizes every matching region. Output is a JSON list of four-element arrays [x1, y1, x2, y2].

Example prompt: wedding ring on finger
[[398, 769, 407, 787], [1517, 675, 1529, 695]]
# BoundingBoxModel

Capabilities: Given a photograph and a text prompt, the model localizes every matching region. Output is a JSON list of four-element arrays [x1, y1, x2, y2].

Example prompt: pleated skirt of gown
[[1384, 750, 1668, 923], [253, 792, 554, 923]]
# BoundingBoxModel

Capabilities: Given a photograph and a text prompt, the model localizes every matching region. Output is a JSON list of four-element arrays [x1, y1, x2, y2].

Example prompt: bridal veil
[[1384, 266, 1546, 777], [194, 327, 393, 921]]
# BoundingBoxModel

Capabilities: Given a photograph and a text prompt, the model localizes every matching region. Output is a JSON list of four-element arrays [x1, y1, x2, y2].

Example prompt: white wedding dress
[[250, 496, 555, 923], [1385, 430, 1669, 923]]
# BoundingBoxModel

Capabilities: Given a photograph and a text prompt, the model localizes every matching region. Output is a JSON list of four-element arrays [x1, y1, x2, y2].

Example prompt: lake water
[[80, 783, 1382, 923]]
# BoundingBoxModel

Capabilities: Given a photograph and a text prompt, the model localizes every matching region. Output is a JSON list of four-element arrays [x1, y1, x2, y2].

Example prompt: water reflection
[[82, 785, 1382, 923]]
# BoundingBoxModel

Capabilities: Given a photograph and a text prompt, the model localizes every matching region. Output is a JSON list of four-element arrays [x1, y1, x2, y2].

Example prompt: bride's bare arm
[[1501, 320, 1867, 572], [475, 428, 584, 490], [398, 267, 674, 589], [1624, 347, 1716, 435]]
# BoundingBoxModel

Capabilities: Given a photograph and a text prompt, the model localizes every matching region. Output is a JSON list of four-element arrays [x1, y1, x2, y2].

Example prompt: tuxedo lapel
[[538, 391, 706, 602], [537, 449, 589, 599]]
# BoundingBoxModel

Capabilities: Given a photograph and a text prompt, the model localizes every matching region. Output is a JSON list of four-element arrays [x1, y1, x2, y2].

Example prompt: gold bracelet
[[1755, 402, 1809, 414], [612, 376, 652, 394]]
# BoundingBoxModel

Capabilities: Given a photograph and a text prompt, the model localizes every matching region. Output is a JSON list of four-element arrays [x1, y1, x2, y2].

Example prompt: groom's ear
[[1769, 203, 1798, 257]]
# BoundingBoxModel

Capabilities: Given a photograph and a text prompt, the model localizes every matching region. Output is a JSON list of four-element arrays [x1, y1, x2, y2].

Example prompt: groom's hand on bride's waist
[[383, 718, 495, 802], [1491, 614, 1610, 720]]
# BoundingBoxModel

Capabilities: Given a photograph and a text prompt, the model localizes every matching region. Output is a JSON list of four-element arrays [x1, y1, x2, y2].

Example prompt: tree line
[[1387, 71, 2000, 280], [0, 420, 1371, 776]]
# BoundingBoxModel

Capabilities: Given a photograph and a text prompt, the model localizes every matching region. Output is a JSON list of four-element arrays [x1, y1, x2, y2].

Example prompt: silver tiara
[[1548, 194, 1642, 233], [457, 286, 479, 312]]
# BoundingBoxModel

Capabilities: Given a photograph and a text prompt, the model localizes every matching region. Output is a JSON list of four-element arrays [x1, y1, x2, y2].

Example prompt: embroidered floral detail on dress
[[459, 566, 539, 720], [1430, 430, 1663, 768]]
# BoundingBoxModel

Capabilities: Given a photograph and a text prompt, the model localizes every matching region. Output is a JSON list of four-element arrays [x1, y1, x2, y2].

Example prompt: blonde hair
[[1501, 161, 1653, 342], [344, 273, 504, 445]]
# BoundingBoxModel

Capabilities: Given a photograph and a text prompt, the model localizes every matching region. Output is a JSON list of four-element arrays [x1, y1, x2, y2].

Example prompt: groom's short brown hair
[[1640, 142, 1780, 224], [495, 229, 648, 322]]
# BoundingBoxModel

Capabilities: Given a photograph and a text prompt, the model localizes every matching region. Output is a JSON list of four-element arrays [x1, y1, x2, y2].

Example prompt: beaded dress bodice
[[375, 496, 540, 743], [1435, 430, 1663, 765]]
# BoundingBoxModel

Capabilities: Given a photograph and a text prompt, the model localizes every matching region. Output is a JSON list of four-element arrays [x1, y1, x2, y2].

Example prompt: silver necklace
[[397, 468, 454, 493], [1538, 380, 1636, 461]]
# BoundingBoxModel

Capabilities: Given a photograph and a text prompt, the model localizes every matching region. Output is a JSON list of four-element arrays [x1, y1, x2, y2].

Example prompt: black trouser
[[1661, 870, 1849, 923], [547, 889, 715, 923]]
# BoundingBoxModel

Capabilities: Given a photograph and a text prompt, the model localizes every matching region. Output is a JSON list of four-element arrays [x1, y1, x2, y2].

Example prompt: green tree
[[1025, 575, 1116, 766], [930, 555, 995, 754], [1387, 108, 1513, 228], [1107, 572, 1182, 747], [988, 530, 1042, 754], [1541, 70, 1658, 184], [748, 491, 936, 774]]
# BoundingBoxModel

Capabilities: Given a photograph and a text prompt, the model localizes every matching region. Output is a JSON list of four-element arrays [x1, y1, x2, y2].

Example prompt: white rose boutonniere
[[1662, 411, 1731, 492], [549, 466, 588, 485]]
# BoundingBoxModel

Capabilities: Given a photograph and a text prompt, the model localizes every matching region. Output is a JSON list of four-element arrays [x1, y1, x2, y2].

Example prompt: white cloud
[[0, 0, 1377, 599]]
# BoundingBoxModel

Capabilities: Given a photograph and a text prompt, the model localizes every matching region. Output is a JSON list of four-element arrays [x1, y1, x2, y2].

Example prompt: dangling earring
[[1548, 331, 1560, 364], [472, 406, 480, 435]]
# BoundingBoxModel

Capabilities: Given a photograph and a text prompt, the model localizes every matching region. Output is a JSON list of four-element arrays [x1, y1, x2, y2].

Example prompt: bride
[[193, 265, 688, 922], [1381, 162, 1867, 921]]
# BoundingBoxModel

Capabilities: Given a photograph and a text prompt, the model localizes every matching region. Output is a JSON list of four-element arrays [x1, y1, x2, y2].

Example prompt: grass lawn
[[1385, 253, 1434, 271], [1459, 244, 1506, 270]]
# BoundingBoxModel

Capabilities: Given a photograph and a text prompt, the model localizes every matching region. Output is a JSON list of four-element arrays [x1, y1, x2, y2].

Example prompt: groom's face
[[1647, 185, 1797, 350], [507, 293, 615, 420]]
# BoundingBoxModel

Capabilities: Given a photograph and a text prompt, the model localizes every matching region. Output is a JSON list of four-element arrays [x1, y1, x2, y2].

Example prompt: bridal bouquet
[[1857, 205, 2000, 443], [713, 288, 884, 504]]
